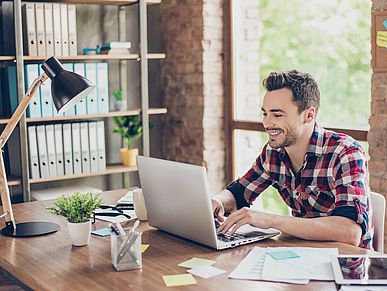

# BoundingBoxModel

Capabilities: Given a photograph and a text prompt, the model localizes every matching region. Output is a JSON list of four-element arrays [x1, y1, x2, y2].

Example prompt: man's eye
[[274, 114, 283, 118], [262, 112, 267, 116]]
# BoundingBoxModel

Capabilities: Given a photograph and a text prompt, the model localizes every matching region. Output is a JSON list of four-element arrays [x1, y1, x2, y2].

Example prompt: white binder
[[36, 125, 49, 178], [43, 3, 54, 56], [85, 63, 98, 114], [54, 124, 65, 176], [96, 63, 109, 113], [62, 123, 73, 175], [39, 66, 53, 117], [25, 64, 41, 118], [52, 3, 62, 56], [22, 3, 37, 56], [67, 5, 77, 56], [80, 123, 91, 173], [27, 126, 40, 179], [35, 3, 46, 56], [60, 4, 69, 56], [73, 63, 87, 115], [96, 121, 106, 171], [88, 122, 98, 172], [72, 123, 82, 174], [63, 63, 76, 116], [45, 124, 57, 177]]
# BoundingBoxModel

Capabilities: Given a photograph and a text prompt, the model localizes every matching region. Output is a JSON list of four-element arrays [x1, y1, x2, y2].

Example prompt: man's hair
[[262, 70, 320, 114]]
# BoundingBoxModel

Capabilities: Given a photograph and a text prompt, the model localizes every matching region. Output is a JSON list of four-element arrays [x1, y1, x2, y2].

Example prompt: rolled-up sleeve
[[226, 144, 273, 209]]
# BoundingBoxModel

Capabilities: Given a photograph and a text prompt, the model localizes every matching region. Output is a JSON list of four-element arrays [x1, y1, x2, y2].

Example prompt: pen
[[108, 223, 120, 235], [115, 222, 126, 235]]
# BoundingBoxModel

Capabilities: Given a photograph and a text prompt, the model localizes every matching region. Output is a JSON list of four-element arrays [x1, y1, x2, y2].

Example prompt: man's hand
[[217, 207, 273, 234], [211, 197, 225, 222]]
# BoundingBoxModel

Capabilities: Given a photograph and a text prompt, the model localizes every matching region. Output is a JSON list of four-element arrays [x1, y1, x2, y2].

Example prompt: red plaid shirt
[[228, 123, 373, 249]]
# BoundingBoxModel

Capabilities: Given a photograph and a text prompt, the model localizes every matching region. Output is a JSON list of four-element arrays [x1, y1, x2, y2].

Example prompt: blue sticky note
[[384, 19, 387, 29], [91, 228, 111, 237], [267, 250, 300, 260]]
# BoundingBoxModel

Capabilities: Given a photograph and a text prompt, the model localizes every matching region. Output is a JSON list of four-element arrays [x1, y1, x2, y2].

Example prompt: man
[[213, 70, 373, 249]]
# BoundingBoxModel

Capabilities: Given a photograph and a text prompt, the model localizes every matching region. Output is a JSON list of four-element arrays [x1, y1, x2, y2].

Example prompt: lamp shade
[[41, 56, 95, 114]]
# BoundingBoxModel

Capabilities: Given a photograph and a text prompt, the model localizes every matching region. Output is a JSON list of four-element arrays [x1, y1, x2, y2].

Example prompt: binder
[[36, 125, 49, 178], [35, 3, 46, 57], [63, 63, 76, 116], [67, 5, 77, 56], [73, 63, 87, 115], [96, 121, 106, 171], [85, 63, 98, 114], [96, 63, 109, 113], [25, 64, 42, 118], [60, 4, 69, 56], [21, 3, 37, 56], [27, 126, 40, 179], [62, 123, 73, 175], [72, 123, 82, 174], [52, 3, 62, 56], [43, 3, 54, 56], [7, 66, 18, 114], [45, 124, 57, 177], [88, 122, 99, 172], [80, 122, 90, 173], [54, 124, 65, 176], [39, 66, 53, 117]]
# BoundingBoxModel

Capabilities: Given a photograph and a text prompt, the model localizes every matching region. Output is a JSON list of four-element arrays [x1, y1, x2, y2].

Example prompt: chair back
[[370, 191, 386, 253]]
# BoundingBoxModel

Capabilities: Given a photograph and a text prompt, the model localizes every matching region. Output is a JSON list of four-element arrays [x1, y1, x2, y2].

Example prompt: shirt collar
[[306, 122, 324, 157]]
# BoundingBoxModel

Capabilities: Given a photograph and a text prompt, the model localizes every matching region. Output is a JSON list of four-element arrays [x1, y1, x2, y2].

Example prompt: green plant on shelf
[[113, 115, 153, 149]]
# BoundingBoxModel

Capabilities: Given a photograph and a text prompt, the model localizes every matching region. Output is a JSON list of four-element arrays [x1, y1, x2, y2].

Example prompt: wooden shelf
[[0, 56, 15, 61], [21, 0, 161, 6], [8, 177, 22, 187], [0, 108, 167, 125], [29, 164, 137, 184], [22, 53, 165, 61]]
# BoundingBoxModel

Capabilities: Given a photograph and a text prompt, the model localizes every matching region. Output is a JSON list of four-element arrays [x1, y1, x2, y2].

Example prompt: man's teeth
[[268, 130, 281, 136]]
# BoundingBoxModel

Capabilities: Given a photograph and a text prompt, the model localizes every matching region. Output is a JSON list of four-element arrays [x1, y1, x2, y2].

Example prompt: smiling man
[[212, 70, 374, 249]]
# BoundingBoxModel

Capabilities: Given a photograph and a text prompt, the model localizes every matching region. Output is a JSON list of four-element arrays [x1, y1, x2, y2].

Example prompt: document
[[35, 3, 46, 56], [80, 122, 91, 173], [85, 63, 98, 114], [73, 63, 87, 115], [60, 4, 69, 56], [43, 3, 54, 56], [52, 3, 62, 56], [36, 125, 49, 178], [25, 64, 41, 118], [45, 125, 58, 177], [94, 208, 135, 223], [27, 126, 40, 179], [22, 3, 38, 56], [39, 67, 53, 117], [62, 123, 73, 175], [67, 5, 77, 56], [96, 121, 106, 171], [72, 123, 82, 174], [54, 124, 65, 176], [187, 266, 226, 279], [88, 122, 99, 172], [96, 63, 109, 113]]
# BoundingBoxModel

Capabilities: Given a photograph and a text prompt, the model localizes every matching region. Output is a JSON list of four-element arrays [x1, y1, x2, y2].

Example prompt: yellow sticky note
[[177, 257, 216, 269], [376, 31, 387, 48], [162, 274, 197, 287], [141, 244, 149, 253]]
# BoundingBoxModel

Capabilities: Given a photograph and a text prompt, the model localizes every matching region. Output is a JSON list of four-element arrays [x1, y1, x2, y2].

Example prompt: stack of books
[[100, 41, 132, 55]]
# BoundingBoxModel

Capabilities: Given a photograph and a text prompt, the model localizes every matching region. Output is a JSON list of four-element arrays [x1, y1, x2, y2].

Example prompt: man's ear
[[304, 107, 316, 123]]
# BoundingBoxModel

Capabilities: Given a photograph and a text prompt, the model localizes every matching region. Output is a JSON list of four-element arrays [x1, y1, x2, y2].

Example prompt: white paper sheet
[[187, 266, 226, 279], [94, 208, 136, 223]]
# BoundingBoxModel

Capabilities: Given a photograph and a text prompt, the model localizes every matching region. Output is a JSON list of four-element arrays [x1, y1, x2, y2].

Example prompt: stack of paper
[[229, 246, 339, 284]]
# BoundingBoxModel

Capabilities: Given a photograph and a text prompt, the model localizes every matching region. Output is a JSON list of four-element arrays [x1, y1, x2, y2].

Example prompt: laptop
[[137, 155, 280, 250]]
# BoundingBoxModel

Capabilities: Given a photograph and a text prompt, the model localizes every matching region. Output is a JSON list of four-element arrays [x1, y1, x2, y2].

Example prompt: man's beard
[[267, 129, 298, 149]]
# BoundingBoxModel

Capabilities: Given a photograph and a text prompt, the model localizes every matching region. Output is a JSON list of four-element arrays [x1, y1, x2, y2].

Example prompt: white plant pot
[[67, 220, 92, 246]]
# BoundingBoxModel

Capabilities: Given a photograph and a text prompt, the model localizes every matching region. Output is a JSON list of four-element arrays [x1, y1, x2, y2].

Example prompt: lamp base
[[1, 221, 60, 237]]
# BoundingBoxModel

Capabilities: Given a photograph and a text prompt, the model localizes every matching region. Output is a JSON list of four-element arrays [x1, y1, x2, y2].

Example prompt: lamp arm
[[0, 72, 48, 149], [0, 72, 48, 231]]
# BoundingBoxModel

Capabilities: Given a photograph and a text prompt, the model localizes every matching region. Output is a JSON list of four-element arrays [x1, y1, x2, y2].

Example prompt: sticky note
[[187, 265, 226, 279], [162, 274, 197, 287], [178, 257, 216, 269], [141, 244, 149, 253], [376, 31, 387, 48], [91, 228, 111, 237], [267, 250, 300, 260]]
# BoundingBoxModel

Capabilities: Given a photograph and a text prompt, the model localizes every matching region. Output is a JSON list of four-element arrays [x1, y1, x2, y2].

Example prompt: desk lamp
[[0, 56, 95, 237]]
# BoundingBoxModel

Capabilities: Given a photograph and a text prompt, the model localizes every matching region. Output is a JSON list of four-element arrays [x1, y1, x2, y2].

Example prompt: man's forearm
[[271, 214, 362, 246], [212, 190, 237, 214]]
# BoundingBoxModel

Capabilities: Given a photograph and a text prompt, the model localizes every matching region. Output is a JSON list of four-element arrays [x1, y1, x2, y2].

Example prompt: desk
[[0, 189, 369, 291]]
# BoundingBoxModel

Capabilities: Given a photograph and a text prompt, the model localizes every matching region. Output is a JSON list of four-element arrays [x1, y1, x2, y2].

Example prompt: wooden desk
[[0, 189, 369, 291]]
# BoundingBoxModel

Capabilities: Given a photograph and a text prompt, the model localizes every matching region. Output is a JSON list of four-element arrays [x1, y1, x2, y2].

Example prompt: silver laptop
[[137, 155, 280, 250]]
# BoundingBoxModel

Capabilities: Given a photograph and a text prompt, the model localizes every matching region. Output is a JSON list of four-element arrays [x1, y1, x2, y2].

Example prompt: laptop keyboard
[[217, 231, 267, 242]]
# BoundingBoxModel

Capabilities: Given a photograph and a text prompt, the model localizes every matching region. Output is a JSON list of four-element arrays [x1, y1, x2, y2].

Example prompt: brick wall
[[369, 0, 387, 252], [160, 0, 225, 194]]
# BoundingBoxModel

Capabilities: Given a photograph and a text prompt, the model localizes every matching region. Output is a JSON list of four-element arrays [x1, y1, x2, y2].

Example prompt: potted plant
[[113, 89, 125, 111], [47, 192, 103, 246], [113, 115, 152, 166]]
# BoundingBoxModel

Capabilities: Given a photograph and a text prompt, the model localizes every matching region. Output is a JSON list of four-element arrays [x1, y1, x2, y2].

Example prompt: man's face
[[261, 88, 306, 149]]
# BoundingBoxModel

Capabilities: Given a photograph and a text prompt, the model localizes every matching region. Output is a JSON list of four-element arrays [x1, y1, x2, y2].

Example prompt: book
[[99, 48, 131, 55], [101, 41, 131, 50]]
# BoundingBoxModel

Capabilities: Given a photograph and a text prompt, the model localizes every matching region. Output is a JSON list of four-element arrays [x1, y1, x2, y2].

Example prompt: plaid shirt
[[228, 123, 373, 249]]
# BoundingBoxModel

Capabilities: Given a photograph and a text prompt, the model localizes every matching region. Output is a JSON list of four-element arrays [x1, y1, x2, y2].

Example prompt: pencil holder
[[111, 229, 142, 271]]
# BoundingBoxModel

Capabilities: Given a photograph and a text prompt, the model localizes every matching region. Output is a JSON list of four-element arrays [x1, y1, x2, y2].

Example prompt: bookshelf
[[0, 0, 165, 201]]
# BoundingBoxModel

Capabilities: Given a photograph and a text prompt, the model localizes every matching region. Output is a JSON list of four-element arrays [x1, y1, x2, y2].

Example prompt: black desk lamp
[[0, 56, 95, 237]]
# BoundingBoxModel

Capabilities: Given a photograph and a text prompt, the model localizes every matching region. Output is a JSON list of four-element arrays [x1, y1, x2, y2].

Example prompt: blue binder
[[7, 66, 18, 114], [85, 63, 98, 114], [25, 64, 42, 118], [96, 62, 109, 114]]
